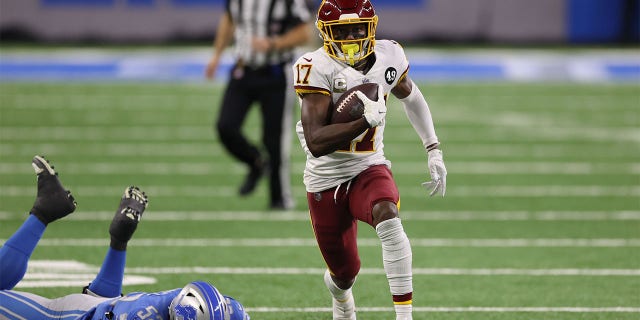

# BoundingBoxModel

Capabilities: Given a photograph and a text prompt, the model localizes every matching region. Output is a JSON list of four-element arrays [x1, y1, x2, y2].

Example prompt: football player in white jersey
[[292, 0, 447, 319]]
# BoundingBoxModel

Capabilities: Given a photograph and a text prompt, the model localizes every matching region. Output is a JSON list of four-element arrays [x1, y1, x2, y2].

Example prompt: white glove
[[356, 88, 386, 127], [422, 149, 447, 197]]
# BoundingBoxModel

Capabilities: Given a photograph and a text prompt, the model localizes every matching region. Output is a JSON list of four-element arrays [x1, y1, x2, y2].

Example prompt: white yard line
[[1, 185, 638, 197], [3, 238, 638, 247], [14, 260, 640, 314], [1, 142, 637, 160], [246, 306, 640, 313], [3, 210, 638, 221], [20, 260, 640, 277], [1, 161, 638, 174], [2, 125, 639, 142], [124, 266, 640, 276]]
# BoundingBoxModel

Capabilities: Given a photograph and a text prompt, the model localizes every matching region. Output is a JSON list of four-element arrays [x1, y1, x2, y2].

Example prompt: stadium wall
[[0, 0, 638, 44], [1, 48, 638, 83]]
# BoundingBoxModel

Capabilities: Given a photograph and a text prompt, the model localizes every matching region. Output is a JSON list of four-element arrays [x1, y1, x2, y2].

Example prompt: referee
[[205, 0, 312, 210]]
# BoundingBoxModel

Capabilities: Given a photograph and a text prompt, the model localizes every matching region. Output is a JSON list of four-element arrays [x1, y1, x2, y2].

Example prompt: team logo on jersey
[[333, 78, 347, 93], [385, 67, 397, 84]]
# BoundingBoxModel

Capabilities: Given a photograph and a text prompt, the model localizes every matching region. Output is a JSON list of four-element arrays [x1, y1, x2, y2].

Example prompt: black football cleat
[[30, 155, 77, 225], [109, 186, 148, 250], [239, 158, 267, 196]]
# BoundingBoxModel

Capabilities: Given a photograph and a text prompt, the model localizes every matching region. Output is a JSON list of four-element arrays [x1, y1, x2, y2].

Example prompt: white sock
[[324, 269, 352, 300], [395, 304, 413, 320], [376, 218, 413, 308]]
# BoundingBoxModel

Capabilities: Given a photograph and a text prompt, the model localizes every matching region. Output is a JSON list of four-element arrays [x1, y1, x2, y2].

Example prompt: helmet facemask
[[317, 15, 377, 66]]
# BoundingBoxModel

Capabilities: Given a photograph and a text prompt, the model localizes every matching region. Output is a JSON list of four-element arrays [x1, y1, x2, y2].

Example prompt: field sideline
[[0, 81, 638, 320]]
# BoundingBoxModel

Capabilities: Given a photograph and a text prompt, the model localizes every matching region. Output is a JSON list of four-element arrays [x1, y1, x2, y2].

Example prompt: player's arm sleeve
[[390, 40, 439, 150], [400, 80, 440, 151]]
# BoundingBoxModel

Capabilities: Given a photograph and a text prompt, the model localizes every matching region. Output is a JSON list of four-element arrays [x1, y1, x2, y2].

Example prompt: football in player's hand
[[330, 83, 380, 124]]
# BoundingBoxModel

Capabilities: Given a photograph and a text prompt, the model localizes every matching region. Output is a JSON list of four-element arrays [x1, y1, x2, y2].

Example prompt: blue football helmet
[[169, 281, 228, 320]]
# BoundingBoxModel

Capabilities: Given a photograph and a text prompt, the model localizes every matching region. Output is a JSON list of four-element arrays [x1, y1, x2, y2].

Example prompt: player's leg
[[215, 72, 265, 196], [0, 291, 103, 320], [374, 203, 413, 320], [0, 215, 45, 290], [257, 66, 294, 209], [0, 290, 56, 320], [323, 268, 356, 320], [84, 186, 148, 298], [308, 189, 359, 320], [0, 156, 76, 290], [350, 165, 413, 320]]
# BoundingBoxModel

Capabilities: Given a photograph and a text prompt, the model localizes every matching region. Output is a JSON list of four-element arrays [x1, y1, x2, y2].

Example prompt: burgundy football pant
[[307, 165, 400, 280]]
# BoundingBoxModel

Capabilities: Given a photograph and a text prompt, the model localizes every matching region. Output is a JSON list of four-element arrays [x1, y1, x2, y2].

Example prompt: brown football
[[330, 83, 379, 124]]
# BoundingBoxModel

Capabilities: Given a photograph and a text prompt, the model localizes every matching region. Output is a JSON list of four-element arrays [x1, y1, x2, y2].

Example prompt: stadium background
[[1, 1, 639, 319]]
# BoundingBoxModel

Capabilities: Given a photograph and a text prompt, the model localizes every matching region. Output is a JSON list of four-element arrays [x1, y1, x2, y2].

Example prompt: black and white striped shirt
[[226, 0, 311, 68]]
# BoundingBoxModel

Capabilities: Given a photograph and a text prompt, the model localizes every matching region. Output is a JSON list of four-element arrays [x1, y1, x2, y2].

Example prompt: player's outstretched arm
[[393, 77, 447, 197]]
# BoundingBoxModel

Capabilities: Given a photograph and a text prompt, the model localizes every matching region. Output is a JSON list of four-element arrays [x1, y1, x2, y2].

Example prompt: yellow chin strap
[[341, 43, 360, 66]]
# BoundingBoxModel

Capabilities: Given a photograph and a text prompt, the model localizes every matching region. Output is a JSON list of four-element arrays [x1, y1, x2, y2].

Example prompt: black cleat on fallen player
[[109, 186, 148, 251], [30, 155, 77, 225]]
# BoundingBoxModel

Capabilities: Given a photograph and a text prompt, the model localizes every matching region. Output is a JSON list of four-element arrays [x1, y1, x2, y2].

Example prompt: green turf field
[[1, 82, 638, 319]]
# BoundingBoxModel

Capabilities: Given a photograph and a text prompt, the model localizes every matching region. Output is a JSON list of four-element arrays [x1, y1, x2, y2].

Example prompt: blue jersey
[[0, 288, 181, 320]]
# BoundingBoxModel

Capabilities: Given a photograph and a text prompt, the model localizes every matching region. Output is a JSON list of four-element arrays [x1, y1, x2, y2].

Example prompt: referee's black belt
[[235, 62, 286, 75]]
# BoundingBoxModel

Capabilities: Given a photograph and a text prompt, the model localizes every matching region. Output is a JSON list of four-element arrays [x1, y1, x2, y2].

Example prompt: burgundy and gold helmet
[[316, 0, 378, 66]]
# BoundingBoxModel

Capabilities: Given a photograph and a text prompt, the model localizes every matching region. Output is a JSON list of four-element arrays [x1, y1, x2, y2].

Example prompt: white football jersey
[[293, 40, 410, 192]]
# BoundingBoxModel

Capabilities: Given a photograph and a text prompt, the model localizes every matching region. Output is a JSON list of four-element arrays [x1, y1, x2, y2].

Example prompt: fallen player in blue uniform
[[0, 155, 250, 320]]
